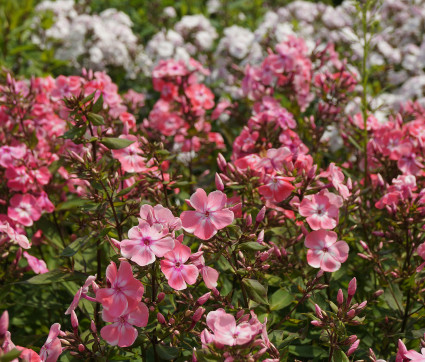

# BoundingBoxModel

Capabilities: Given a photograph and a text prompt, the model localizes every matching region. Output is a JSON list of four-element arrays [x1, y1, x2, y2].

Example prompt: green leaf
[[0, 349, 21, 362], [92, 93, 104, 113], [56, 198, 92, 211], [81, 92, 96, 104], [331, 349, 350, 362], [87, 112, 105, 126], [156, 345, 179, 360], [242, 278, 268, 305], [384, 284, 403, 313], [23, 270, 86, 285], [100, 137, 135, 150], [270, 289, 294, 310], [60, 234, 93, 257], [239, 242, 267, 251], [62, 125, 86, 140], [289, 345, 327, 358]]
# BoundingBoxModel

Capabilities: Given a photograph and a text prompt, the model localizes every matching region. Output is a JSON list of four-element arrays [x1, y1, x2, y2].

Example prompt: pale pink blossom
[[96, 261, 144, 317], [299, 190, 342, 230], [111, 135, 147, 173], [139, 204, 182, 231], [7, 194, 41, 227], [39, 323, 62, 362], [0, 222, 30, 249], [120, 222, 175, 266], [23, 252, 48, 274], [160, 241, 199, 290], [100, 302, 149, 348], [304, 230, 349, 272], [181, 189, 234, 240]]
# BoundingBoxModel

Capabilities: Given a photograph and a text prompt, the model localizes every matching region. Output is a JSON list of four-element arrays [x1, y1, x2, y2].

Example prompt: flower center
[[322, 247, 328, 252], [142, 237, 151, 246]]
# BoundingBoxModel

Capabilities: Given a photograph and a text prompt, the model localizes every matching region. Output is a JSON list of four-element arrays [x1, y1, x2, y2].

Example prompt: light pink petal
[[181, 210, 203, 233], [329, 241, 349, 263], [150, 237, 175, 257], [105, 262, 118, 285], [320, 253, 341, 272], [106, 292, 128, 317], [127, 302, 149, 328], [235, 323, 255, 345], [305, 230, 327, 250], [168, 270, 187, 290], [193, 218, 217, 240], [189, 188, 208, 212], [117, 323, 138, 348], [202, 266, 219, 289], [101, 323, 120, 346], [131, 247, 156, 266], [306, 249, 324, 268], [160, 259, 175, 279], [209, 209, 234, 230], [181, 264, 199, 285], [207, 191, 227, 212], [306, 215, 323, 230]]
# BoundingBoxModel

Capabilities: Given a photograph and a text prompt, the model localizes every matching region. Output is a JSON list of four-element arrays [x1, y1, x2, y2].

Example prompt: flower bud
[[90, 320, 97, 333], [347, 339, 360, 356], [337, 289, 344, 305], [347, 309, 356, 318], [197, 292, 211, 305], [373, 289, 384, 298], [245, 214, 252, 227], [217, 153, 227, 171], [0, 311, 9, 337], [78, 344, 85, 352], [71, 310, 79, 331], [192, 307, 205, 322], [157, 313, 166, 324], [359, 240, 369, 250], [157, 292, 165, 303], [256, 206, 266, 223], [257, 229, 264, 243], [215, 173, 224, 191], [169, 318, 175, 325], [314, 304, 323, 319], [347, 277, 357, 305], [149, 306, 155, 312], [311, 320, 323, 327]]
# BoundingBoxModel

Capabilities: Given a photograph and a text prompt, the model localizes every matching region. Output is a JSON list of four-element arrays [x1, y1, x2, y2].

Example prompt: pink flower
[[0, 311, 8, 337], [120, 222, 175, 266], [7, 194, 41, 227], [204, 309, 259, 346], [299, 190, 342, 230], [65, 275, 97, 315], [100, 302, 149, 348], [139, 204, 182, 231], [304, 230, 349, 272], [258, 175, 295, 203], [160, 241, 199, 290], [111, 135, 148, 173], [320, 163, 350, 199], [96, 261, 144, 317], [190, 249, 219, 289], [39, 323, 62, 362], [23, 252, 48, 274], [0, 222, 30, 249], [185, 84, 215, 110], [405, 348, 425, 362], [181, 189, 234, 240], [0, 145, 26, 168]]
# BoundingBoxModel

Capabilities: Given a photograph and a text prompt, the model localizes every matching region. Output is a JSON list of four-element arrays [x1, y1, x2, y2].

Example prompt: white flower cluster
[[32, 0, 145, 76]]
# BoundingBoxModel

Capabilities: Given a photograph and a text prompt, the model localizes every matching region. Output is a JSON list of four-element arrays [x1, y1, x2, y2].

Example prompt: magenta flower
[[100, 302, 149, 348], [7, 194, 41, 227], [139, 204, 182, 231], [120, 222, 175, 266], [180, 189, 234, 240], [0, 145, 26, 168], [299, 190, 342, 230], [160, 241, 199, 290], [405, 348, 425, 361], [258, 175, 295, 203], [96, 261, 144, 317], [304, 230, 349, 272], [111, 135, 148, 173]]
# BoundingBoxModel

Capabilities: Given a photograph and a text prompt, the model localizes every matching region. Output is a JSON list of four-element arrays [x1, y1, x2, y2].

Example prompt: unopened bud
[[157, 292, 165, 303], [245, 214, 252, 227], [347, 277, 357, 305], [257, 229, 264, 243], [215, 173, 224, 191], [337, 289, 344, 305], [373, 289, 384, 298], [347, 339, 360, 356], [192, 307, 205, 322], [347, 309, 356, 318], [71, 311, 79, 330], [157, 313, 166, 324], [217, 153, 227, 171], [256, 206, 266, 223], [169, 318, 175, 325], [90, 320, 97, 333], [78, 344, 85, 352], [314, 304, 323, 319], [197, 292, 211, 305], [359, 240, 369, 250]]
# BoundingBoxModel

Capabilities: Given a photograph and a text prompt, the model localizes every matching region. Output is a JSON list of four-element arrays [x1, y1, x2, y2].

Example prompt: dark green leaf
[[270, 289, 294, 310], [156, 345, 179, 360], [331, 349, 350, 362], [100, 137, 135, 150], [87, 112, 105, 126], [60, 234, 93, 257], [92, 93, 104, 113], [22, 270, 86, 285], [242, 278, 268, 305], [239, 242, 267, 251]]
